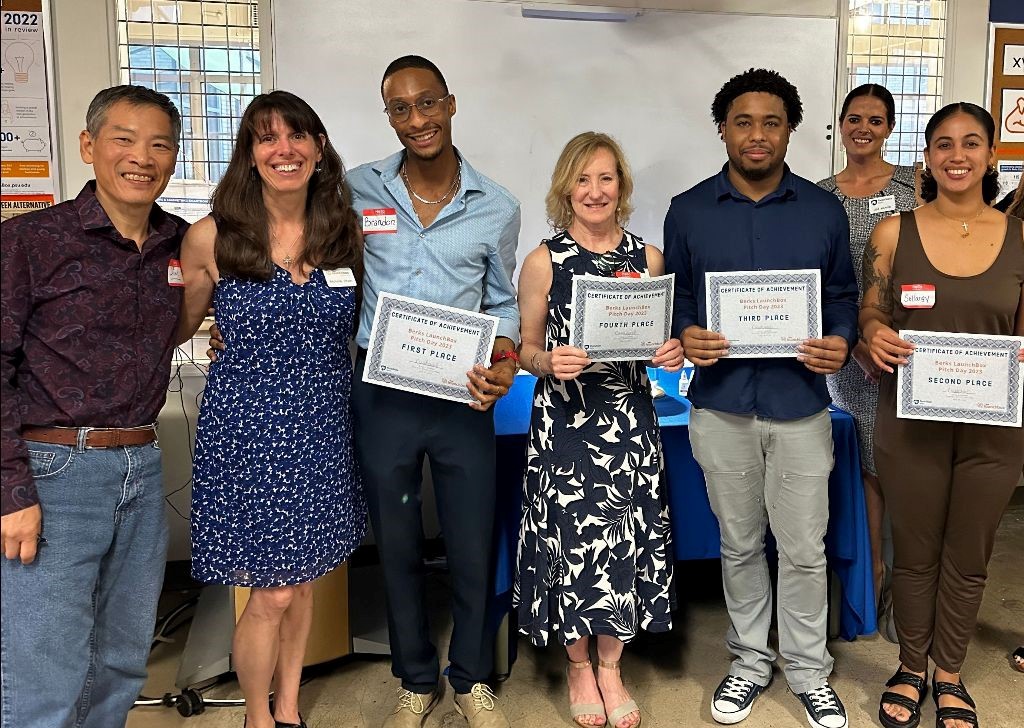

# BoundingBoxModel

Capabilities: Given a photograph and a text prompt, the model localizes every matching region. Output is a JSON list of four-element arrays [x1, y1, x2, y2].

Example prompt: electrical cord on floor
[[132, 591, 315, 718]]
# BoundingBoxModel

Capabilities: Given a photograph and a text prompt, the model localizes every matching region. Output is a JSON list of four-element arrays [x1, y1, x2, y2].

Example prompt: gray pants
[[689, 407, 835, 694]]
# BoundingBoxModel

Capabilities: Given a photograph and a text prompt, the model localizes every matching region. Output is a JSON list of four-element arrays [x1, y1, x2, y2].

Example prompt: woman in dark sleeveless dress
[[176, 91, 364, 728], [515, 133, 683, 728], [860, 103, 1024, 728]]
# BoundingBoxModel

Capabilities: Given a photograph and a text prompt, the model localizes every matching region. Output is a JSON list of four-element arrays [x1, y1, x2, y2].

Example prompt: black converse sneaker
[[796, 682, 848, 728], [711, 674, 770, 724]]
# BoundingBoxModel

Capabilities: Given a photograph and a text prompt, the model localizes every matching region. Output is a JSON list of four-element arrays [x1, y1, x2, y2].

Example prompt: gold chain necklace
[[934, 204, 986, 239], [401, 160, 462, 205]]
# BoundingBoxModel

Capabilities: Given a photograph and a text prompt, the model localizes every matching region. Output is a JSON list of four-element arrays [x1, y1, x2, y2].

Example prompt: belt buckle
[[77, 426, 95, 449]]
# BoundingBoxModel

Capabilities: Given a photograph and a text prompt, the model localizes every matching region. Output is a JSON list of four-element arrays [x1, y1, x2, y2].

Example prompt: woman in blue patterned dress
[[515, 133, 683, 728], [816, 84, 920, 640], [176, 91, 364, 728]]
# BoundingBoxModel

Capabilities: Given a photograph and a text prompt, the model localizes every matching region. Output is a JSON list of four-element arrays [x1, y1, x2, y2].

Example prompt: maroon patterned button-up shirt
[[1, 182, 189, 515]]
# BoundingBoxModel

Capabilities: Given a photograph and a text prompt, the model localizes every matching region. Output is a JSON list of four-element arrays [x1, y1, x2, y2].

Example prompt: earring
[[315, 164, 322, 174]]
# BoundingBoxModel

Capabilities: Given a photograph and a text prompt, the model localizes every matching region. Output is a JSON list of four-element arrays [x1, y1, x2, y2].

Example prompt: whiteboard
[[272, 0, 839, 267]]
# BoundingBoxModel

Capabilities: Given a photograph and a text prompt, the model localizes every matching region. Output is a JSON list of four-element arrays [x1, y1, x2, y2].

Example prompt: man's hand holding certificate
[[705, 269, 822, 357], [687, 269, 847, 373], [363, 293, 499, 404]]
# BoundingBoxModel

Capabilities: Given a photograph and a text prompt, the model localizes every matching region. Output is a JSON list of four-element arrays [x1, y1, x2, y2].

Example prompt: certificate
[[896, 330, 1024, 427], [363, 293, 498, 403], [705, 269, 822, 358], [569, 274, 673, 361]]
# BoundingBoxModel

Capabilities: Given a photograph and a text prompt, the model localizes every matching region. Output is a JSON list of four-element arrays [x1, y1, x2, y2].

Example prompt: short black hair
[[86, 85, 181, 147], [711, 68, 803, 129], [840, 83, 896, 127], [380, 55, 448, 97]]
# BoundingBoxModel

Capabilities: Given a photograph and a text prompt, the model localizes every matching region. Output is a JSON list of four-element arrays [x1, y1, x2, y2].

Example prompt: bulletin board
[[0, 0, 59, 219], [987, 24, 1024, 198]]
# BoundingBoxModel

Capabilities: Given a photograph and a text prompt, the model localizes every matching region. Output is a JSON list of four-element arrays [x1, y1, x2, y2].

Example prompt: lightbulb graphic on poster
[[1, 0, 56, 219]]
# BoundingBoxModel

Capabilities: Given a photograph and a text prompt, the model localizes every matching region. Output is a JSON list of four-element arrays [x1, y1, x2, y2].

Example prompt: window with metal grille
[[847, 0, 946, 166], [116, 0, 261, 221]]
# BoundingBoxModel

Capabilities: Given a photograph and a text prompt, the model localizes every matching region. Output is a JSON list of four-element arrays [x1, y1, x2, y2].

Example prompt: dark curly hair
[[711, 68, 803, 129], [920, 102, 999, 204]]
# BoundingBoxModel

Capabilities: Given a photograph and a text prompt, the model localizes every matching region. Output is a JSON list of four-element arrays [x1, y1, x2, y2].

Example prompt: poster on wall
[[988, 25, 1024, 200], [1, 0, 56, 219]]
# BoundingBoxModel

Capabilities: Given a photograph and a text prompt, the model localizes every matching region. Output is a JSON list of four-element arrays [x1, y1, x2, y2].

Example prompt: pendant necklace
[[271, 226, 303, 266], [935, 205, 986, 239], [402, 160, 462, 205]]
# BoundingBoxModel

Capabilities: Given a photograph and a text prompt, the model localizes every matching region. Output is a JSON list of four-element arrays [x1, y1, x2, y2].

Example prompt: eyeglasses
[[383, 94, 452, 123]]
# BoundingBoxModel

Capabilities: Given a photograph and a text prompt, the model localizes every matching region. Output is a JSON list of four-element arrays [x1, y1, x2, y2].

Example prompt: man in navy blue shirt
[[664, 69, 858, 728]]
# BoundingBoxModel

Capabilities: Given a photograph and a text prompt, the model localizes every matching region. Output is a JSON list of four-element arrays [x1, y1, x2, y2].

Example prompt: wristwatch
[[491, 349, 521, 372]]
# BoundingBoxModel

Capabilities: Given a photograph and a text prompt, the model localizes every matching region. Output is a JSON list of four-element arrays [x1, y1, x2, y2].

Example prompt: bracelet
[[490, 349, 521, 372], [532, 351, 544, 375]]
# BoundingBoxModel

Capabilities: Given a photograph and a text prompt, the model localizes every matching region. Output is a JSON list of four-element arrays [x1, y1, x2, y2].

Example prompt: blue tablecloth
[[492, 369, 876, 640]]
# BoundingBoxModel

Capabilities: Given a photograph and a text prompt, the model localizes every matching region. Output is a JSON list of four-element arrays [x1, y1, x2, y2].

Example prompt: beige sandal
[[597, 659, 641, 728], [567, 658, 606, 727]]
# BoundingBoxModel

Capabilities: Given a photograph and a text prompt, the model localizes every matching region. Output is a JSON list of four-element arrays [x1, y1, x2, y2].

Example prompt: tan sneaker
[[382, 686, 441, 728], [453, 683, 510, 728]]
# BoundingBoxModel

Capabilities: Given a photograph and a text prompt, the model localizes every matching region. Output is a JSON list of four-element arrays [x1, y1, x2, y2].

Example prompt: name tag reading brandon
[[363, 293, 498, 403], [896, 330, 1023, 427], [569, 274, 673, 361], [705, 269, 822, 358]]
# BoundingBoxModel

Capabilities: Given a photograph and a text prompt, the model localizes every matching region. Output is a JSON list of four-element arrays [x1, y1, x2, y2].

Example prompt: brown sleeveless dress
[[873, 210, 1024, 673]]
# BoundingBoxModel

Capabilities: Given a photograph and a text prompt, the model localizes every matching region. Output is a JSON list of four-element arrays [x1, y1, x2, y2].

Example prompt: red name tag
[[900, 283, 935, 308], [168, 259, 184, 287], [362, 207, 398, 234], [614, 271, 641, 279]]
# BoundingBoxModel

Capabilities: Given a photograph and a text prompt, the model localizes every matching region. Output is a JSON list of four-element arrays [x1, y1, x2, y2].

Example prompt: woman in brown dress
[[860, 103, 1024, 728]]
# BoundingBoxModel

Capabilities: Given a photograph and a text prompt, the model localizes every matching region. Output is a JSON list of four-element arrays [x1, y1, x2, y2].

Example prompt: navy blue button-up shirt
[[664, 164, 858, 420]]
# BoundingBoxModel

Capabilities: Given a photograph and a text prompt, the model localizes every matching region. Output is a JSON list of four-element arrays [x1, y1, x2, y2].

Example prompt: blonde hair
[[545, 132, 634, 231], [1007, 177, 1024, 220]]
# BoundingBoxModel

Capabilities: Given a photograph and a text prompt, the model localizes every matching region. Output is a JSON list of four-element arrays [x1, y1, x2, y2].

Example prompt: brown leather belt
[[21, 426, 157, 448]]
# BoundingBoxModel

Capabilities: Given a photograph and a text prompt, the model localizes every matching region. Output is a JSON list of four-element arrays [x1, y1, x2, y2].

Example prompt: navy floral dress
[[515, 230, 674, 647], [191, 265, 365, 587]]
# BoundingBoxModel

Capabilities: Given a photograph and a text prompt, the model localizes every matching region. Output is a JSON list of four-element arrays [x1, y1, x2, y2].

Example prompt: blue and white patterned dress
[[515, 230, 674, 647], [191, 265, 365, 587]]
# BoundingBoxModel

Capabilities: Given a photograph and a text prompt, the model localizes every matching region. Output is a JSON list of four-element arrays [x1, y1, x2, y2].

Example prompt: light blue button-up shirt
[[348, 150, 521, 349]]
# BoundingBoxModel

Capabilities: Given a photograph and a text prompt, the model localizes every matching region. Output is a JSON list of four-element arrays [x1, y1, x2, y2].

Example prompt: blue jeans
[[0, 439, 168, 728]]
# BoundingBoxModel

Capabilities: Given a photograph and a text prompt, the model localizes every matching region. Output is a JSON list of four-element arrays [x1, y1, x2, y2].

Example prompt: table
[[491, 368, 876, 641]]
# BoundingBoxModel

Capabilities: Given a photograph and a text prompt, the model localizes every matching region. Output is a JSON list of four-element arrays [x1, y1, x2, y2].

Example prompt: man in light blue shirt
[[348, 55, 520, 728]]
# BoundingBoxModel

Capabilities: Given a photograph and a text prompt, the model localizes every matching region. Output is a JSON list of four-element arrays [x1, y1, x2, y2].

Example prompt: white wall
[[946, 0, 991, 106], [50, 0, 115, 198]]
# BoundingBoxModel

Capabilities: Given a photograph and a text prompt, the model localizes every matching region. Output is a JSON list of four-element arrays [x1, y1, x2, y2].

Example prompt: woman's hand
[[864, 321, 913, 374], [546, 345, 591, 381], [851, 339, 882, 383], [651, 338, 685, 372]]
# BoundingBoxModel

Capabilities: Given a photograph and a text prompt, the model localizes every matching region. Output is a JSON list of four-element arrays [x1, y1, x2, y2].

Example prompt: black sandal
[[1012, 647, 1024, 673], [878, 669, 928, 728], [932, 677, 978, 728]]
